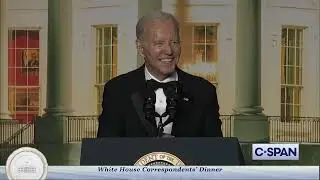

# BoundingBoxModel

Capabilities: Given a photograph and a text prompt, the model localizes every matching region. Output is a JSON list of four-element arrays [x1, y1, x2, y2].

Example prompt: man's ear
[[136, 39, 145, 58]]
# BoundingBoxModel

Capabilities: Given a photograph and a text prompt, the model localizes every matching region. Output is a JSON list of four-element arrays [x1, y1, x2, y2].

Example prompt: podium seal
[[134, 152, 185, 166], [5, 147, 48, 180]]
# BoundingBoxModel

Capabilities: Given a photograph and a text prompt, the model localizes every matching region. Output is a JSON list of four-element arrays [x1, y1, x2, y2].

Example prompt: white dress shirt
[[145, 67, 178, 135]]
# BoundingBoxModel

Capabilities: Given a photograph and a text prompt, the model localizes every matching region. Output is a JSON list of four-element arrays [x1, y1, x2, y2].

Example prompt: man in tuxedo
[[97, 11, 223, 137]]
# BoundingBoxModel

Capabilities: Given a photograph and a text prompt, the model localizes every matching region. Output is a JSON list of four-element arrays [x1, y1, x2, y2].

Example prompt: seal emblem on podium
[[6, 147, 48, 180], [134, 152, 185, 166]]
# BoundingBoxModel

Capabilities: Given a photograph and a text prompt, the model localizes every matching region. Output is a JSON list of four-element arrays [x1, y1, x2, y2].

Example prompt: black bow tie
[[146, 79, 178, 92]]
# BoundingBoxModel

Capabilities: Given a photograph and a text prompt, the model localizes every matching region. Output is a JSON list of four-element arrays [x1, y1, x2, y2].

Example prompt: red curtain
[[8, 30, 40, 123]]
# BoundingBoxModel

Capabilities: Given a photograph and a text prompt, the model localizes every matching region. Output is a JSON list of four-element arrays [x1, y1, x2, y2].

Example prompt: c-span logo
[[134, 152, 185, 166], [6, 147, 48, 180], [252, 144, 299, 160]]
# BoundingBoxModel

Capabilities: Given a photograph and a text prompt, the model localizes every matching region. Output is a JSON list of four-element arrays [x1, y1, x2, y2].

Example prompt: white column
[[0, 0, 11, 119], [35, 0, 74, 165], [233, 0, 263, 115], [232, 0, 269, 142], [44, 0, 73, 116]]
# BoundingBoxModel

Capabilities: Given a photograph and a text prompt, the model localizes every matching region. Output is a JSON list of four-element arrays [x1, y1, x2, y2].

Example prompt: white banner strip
[[0, 166, 319, 179]]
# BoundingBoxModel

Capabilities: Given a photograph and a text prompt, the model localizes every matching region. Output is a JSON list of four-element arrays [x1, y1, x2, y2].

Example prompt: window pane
[[112, 64, 117, 78], [112, 45, 118, 74], [287, 47, 295, 66], [15, 49, 23, 67], [8, 68, 15, 85], [283, 66, 288, 84], [8, 87, 16, 112], [193, 45, 205, 62], [98, 47, 102, 65], [8, 30, 15, 48], [205, 26, 217, 43], [16, 89, 28, 110], [280, 66, 285, 84], [205, 45, 216, 63], [293, 88, 301, 105], [281, 87, 286, 103], [96, 65, 102, 84], [27, 91, 39, 111], [16, 30, 27, 48], [112, 27, 117, 45], [28, 30, 40, 48], [281, 28, 287, 46], [28, 68, 39, 86], [296, 29, 303, 47], [288, 29, 295, 46], [296, 48, 302, 67], [293, 105, 300, 117], [97, 28, 102, 46], [193, 26, 205, 43], [15, 68, 28, 86], [103, 65, 111, 81], [281, 103, 286, 118], [285, 104, 293, 118], [8, 49, 15, 67], [281, 46, 286, 66], [104, 27, 111, 46], [285, 87, 293, 104], [295, 67, 302, 85], [104, 46, 112, 65], [286, 66, 294, 84], [24, 49, 40, 68]]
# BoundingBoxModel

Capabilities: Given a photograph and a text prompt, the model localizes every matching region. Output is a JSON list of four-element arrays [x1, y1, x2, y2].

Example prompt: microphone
[[143, 82, 181, 137], [154, 82, 180, 138], [143, 89, 156, 124], [163, 83, 180, 125], [143, 88, 167, 137]]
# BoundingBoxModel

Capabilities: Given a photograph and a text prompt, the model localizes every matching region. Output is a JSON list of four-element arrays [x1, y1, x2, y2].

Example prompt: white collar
[[144, 66, 178, 83]]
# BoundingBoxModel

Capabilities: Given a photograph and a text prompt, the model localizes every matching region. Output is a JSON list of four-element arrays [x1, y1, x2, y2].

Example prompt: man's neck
[[144, 66, 178, 83]]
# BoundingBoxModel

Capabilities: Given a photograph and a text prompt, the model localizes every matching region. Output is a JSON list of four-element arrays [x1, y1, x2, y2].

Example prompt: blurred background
[[0, 0, 319, 165]]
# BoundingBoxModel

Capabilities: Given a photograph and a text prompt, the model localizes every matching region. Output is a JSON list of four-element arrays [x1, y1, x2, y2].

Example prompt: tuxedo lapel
[[171, 68, 194, 136], [131, 92, 157, 136], [130, 65, 158, 137]]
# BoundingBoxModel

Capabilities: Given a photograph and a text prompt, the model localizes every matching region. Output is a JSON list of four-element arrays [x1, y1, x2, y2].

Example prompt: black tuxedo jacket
[[97, 65, 223, 137]]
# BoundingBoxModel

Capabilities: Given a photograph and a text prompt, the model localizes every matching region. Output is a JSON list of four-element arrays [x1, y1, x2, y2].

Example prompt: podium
[[80, 137, 245, 165]]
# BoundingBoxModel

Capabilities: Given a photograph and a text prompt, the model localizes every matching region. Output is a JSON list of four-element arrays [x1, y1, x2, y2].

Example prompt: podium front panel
[[80, 137, 244, 165]]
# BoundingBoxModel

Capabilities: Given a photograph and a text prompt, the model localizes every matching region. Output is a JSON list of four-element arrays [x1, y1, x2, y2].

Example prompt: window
[[8, 29, 40, 123], [181, 24, 218, 85], [280, 26, 304, 121], [95, 25, 118, 114]]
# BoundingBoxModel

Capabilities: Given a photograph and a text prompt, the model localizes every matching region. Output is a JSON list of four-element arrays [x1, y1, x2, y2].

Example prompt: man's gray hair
[[136, 11, 180, 40]]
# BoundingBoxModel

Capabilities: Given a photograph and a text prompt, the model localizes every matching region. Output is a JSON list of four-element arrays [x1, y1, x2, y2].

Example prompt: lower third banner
[[0, 166, 319, 179]]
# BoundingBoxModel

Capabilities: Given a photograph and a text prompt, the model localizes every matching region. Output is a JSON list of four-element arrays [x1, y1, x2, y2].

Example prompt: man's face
[[137, 19, 181, 80]]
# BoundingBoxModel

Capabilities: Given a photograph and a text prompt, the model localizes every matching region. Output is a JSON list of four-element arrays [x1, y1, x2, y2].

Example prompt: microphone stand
[[160, 87, 178, 138], [155, 112, 168, 137], [143, 83, 180, 137], [143, 90, 157, 137], [157, 115, 164, 137], [143, 91, 169, 137], [155, 96, 177, 138]]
